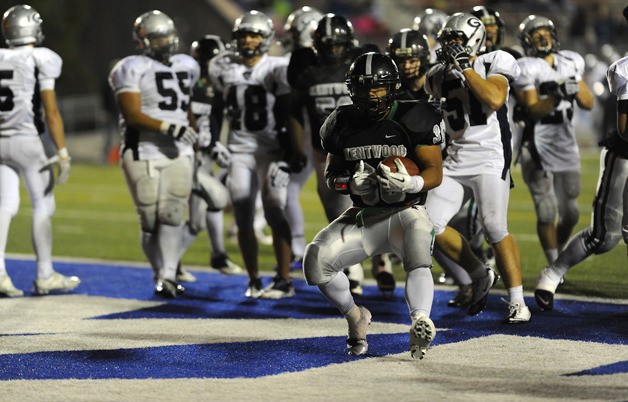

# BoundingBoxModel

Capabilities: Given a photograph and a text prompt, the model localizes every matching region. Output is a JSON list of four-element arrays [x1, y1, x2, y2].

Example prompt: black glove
[[447, 43, 472, 72]]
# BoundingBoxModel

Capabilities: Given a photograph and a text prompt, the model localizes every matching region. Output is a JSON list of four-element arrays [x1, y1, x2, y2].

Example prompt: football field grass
[[6, 150, 627, 299]]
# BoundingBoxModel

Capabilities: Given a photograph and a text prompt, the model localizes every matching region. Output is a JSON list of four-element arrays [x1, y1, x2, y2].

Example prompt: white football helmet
[[2, 4, 44, 47], [232, 10, 274, 57], [283, 6, 323, 50], [412, 8, 448, 38], [437, 12, 486, 57], [518, 15, 559, 57], [133, 10, 179, 63]]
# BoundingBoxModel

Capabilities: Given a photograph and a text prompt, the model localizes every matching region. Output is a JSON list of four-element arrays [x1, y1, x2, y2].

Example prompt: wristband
[[58, 147, 69, 159], [409, 175, 424, 193]]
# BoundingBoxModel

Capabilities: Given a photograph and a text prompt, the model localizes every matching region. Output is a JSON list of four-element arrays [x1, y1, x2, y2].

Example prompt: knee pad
[[483, 220, 509, 244], [559, 199, 580, 228], [158, 198, 187, 226], [138, 204, 158, 233], [592, 231, 622, 255], [194, 169, 229, 211], [303, 243, 335, 285], [533, 192, 556, 224]]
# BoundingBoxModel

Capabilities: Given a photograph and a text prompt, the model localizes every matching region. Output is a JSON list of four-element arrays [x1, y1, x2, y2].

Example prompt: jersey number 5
[[0, 70, 15, 112], [155, 71, 190, 112]]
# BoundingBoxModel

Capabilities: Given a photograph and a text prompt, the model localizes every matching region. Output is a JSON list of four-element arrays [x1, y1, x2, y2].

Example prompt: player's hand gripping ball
[[380, 156, 420, 176]]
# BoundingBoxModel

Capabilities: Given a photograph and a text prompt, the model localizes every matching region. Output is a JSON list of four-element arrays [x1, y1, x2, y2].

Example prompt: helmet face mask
[[346, 52, 400, 120], [133, 10, 179, 63], [232, 10, 274, 58], [387, 29, 430, 82], [436, 13, 486, 63], [2, 4, 44, 47], [518, 15, 559, 57], [313, 14, 354, 64]]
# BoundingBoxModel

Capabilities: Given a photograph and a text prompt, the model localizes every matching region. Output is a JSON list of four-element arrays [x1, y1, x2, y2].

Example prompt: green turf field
[[6, 150, 627, 299]]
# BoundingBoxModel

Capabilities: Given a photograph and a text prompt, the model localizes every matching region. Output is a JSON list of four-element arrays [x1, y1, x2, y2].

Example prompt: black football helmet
[[387, 28, 430, 82], [470, 5, 505, 52], [313, 14, 354, 63], [346, 52, 400, 120], [190, 35, 226, 76], [518, 15, 559, 57]]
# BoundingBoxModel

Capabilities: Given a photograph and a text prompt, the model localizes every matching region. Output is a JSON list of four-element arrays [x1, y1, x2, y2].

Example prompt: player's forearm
[[464, 72, 507, 110], [45, 110, 66, 151]]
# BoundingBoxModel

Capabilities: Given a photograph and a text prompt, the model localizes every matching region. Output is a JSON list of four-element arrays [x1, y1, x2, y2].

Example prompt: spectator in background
[[0, 4, 80, 297]]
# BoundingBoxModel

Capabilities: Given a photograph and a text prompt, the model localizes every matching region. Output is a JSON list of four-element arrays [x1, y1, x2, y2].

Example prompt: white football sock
[[405, 267, 434, 317]]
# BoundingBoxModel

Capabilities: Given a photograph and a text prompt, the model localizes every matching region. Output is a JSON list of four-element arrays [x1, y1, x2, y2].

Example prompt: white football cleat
[[0, 274, 24, 297], [410, 313, 436, 359]]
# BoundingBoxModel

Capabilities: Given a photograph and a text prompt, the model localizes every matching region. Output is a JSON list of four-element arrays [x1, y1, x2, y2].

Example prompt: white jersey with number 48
[[209, 52, 290, 154]]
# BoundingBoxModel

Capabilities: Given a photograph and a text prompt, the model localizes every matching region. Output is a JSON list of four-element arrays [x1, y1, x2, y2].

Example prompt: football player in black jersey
[[387, 28, 431, 101], [302, 53, 445, 359], [287, 13, 393, 296]]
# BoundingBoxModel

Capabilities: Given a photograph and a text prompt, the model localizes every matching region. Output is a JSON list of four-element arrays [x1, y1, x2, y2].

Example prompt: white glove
[[269, 161, 290, 188], [48, 147, 71, 185], [349, 160, 377, 196], [559, 77, 579, 98], [160, 121, 198, 145], [377, 158, 424, 193], [211, 142, 232, 168]]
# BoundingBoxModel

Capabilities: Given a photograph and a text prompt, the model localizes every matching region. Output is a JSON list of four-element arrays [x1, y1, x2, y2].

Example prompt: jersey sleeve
[[486, 50, 520, 82], [208, 53, 232, 93], [560, 50, 586, 79], [514, 57, 539, 92], [287, 47, 315, 87], [607, 57, 628, 100], [320, 107, 344, 154], [108, 56, 143, 95], [33, 48, 62, 90]]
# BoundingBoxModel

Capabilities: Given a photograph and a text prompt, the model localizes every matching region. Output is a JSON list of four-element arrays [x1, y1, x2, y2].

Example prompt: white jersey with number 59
[[109, 54, 200, 160], [209, 52, 290, 154], [0, 46, 61, 137], [425, 50, 520, 177]]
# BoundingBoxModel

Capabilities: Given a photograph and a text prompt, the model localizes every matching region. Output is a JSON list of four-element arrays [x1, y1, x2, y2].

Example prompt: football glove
[[377, 158, 424, 193], [210, 142, 232, 168], [447, 43, 472, 72], [559, 77, 579, 98], [269, 161, 290, 188], [48, 147, 71, 185], [349, 160, 377, 196], [160, 121, 198, 145]]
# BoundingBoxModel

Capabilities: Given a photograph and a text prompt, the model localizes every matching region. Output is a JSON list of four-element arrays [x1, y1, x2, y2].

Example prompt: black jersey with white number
[[288, 46, 376, 151], [321, 100, 444, 207]]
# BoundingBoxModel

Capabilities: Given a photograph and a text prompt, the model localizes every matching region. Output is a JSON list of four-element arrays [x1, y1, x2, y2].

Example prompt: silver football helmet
[[437, 12, 486, 57], [2, 4, 44, 47], [412, 8, 448, 38], [133, 10, 179, 63], [283, 6, 323, 50], [232, 10, 274, 57], [518, 15, 559, 57]]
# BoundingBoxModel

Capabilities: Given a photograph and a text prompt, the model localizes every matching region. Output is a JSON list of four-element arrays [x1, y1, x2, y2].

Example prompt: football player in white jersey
[[209, 10, 305, 299], [424, 13, 531, 323], [0, 4, 80, 297], [534, 6, 628, 311], [514, 15, 594, 266], [176, 35, 243, 279], [109, 10, 200, 298]]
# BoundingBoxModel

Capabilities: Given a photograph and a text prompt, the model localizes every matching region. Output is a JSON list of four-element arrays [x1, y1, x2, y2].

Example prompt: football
[[380, 155, 420, 176]]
